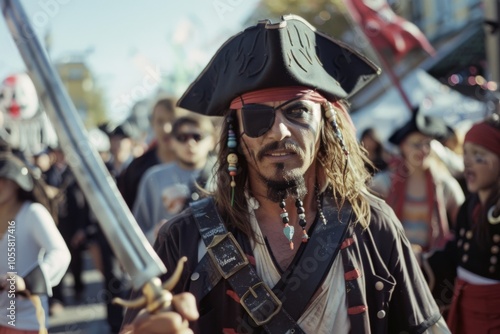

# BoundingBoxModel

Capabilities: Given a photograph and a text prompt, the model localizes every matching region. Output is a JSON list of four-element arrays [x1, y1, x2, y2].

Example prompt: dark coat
[[124, 193, 442, 333], [118, 147, 160, 209]]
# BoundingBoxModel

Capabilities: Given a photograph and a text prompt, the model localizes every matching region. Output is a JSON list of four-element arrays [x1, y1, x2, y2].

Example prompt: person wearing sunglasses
[[119, 98, 184, 210], [133, 114, 216, 244], [123, 15, 449, 334]]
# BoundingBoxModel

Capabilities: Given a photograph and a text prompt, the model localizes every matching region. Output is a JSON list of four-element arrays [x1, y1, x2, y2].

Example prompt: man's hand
[[162, 184, 190, 214], [124, 292, 199, 334]]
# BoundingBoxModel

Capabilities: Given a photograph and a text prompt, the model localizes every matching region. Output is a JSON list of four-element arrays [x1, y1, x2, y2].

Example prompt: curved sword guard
[[113, 257, 187, 313]]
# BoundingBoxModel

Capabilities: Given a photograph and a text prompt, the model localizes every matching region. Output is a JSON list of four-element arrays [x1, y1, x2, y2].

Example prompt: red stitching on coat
[[246, 254, 256, 266], [226, 289, 240, 303], [348, 305, 367, 315], [344, 268, 361, 280], [341, 238, 354, 249]]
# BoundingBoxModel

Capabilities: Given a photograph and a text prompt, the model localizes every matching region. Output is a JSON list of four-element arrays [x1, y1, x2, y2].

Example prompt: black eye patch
[[241, 104, 276, 138], [240, 97, 311, 138]]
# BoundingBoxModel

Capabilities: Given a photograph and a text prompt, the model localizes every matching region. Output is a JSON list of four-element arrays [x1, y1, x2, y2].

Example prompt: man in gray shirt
[[133, 114, 216, 243]]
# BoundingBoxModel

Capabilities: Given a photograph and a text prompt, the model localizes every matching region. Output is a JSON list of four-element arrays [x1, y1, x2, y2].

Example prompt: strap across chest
[[190, 195, 352, 333]]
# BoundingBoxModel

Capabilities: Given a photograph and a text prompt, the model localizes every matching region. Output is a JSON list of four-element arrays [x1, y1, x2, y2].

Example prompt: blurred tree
[[250, 0, 380, 66], [257, 0, 350, 39], [57, 59, 108, 127], [44, 31, 107, 128]]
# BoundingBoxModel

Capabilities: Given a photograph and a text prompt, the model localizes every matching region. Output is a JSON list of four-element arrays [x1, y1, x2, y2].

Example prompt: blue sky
[[0, 0, 260, 121]]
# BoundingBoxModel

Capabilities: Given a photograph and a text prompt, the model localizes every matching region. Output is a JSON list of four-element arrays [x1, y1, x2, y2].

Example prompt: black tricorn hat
[[388, 108, 450, 145], [178, 15, 381, 116]]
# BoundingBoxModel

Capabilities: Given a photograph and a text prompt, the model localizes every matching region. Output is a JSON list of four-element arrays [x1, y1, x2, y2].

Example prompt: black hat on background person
[[178, 14, 380, 116], [110, 124, 128, 138], [99, 122, 137, 139], [388, 108, 450, 146], [0, 152, 34, 191], [107, 124, 130, 138]]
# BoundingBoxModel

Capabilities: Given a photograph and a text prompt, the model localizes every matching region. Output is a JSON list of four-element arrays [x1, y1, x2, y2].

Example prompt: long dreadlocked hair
[[211, 102, 373, 242]]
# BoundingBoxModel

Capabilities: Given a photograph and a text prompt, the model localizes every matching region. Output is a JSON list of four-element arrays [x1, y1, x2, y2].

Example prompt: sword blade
[[1, 0, 166, 289]]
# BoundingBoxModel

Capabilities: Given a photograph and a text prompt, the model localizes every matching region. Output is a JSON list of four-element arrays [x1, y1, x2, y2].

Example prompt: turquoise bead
[[283, 225, 294, 241]]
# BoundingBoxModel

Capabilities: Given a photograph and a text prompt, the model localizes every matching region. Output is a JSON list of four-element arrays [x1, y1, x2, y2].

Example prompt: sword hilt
[[113, 257, 187, 313]]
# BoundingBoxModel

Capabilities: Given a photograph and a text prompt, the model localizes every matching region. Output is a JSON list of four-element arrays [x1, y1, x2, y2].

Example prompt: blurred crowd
[[0, 94, 220, 333]]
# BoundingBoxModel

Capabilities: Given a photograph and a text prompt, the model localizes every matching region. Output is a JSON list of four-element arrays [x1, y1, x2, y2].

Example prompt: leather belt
[[191, 198, 303, 332]]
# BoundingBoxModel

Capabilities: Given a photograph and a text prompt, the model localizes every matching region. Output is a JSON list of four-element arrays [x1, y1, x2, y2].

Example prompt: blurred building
[[399, 0, 492, 102], [56, 57, 108, 127], [400, 0, 483, 41]]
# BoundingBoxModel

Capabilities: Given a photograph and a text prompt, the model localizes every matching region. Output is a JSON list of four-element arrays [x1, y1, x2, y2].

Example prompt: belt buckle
[[206, 232, 249, 279], [240, 282, 282, 326]]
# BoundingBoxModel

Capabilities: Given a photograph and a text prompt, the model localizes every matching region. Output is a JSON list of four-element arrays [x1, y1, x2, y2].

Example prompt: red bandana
[[465, 121, 500, 157], [229, 86, 355, 132]]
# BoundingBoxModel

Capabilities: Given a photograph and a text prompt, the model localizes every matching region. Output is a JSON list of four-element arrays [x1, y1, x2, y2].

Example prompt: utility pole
[[484, 0, 500, 83], [44, 28, 52, 60]]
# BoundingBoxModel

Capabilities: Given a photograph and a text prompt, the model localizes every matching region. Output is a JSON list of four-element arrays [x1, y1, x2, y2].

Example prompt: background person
[[0, 152, 70, 333], [119, 98, 184, 209], [44, 147, 89, 314], [359, 127, 389, 175], [104, 124, 135, 180], [370, 111, 465, 257], [133, 114, 216, 243], [432, 114, 500, 333]]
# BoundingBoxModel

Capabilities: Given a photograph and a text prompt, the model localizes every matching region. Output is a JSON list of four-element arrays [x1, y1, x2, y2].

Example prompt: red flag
[[344, 0, 435, 61]]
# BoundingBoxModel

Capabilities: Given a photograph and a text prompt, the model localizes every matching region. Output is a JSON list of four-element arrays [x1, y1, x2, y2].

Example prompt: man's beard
[[262, 169, 307, 202], [253, 139, 309, 202]]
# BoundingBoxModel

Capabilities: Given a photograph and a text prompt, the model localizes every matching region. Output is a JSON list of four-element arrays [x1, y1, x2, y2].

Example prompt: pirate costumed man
[[123, 15, 449, 334]]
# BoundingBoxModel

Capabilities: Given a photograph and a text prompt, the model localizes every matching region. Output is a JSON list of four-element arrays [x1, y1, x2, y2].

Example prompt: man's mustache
[[257, 140, 304, 161]]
